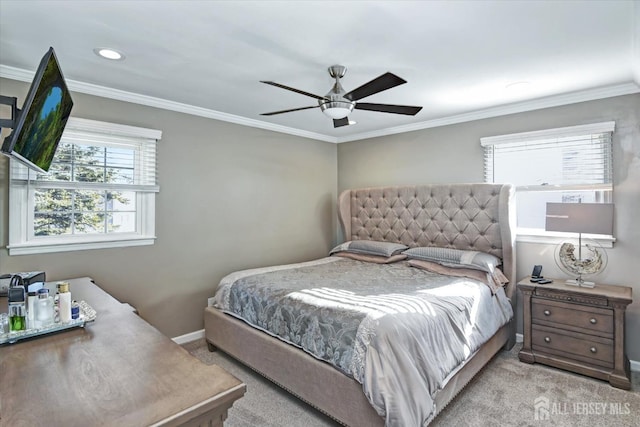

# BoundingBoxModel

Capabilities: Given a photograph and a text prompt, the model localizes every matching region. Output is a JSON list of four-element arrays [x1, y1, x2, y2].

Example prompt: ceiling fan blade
[[355, 103, 422, 116], [333, 117, 350, 128], [260, 106, 319, 116], [344, 72, 407, 101], [260, 81, 326, 100]]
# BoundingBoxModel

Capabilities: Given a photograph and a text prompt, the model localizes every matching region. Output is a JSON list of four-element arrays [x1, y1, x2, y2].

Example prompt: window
[[8, 117, 161, 255], [481, 121, 614, 242]]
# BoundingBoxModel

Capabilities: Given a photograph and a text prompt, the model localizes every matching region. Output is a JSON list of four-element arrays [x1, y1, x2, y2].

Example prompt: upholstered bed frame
[[204, 183, 516, 426]]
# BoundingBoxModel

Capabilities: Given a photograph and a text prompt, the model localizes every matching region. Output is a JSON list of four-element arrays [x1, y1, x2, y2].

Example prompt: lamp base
[[565, 279, 595, 288]]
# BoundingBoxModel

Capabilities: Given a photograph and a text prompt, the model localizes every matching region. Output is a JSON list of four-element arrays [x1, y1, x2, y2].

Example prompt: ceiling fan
[[260, 65, 423, 128]]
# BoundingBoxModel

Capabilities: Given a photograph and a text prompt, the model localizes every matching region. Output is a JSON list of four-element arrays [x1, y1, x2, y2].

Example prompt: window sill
[[8, 236, 156, 255], [516, 229, 615, 248]]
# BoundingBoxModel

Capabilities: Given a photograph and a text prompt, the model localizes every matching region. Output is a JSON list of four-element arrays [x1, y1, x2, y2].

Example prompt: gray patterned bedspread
[[214, 257, 513, 427]]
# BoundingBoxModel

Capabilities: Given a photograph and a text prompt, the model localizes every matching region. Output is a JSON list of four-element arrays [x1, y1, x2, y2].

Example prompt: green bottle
[[9, 305, 27, 332]]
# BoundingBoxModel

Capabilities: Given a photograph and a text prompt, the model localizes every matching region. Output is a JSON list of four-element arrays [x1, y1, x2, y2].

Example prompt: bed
[[204, 183, 516, 426]]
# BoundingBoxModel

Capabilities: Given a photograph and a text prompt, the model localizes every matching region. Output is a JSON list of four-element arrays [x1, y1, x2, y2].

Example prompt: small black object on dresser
[[518, 277, 632, 389]]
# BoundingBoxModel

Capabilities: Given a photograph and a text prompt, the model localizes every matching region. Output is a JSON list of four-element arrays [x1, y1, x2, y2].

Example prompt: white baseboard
[[172, 328, 204, 345], [514, 333, 639, 372]]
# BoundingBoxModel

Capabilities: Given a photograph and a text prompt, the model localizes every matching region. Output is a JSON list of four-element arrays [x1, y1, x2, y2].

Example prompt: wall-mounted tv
[[1, 47, 74, 173]]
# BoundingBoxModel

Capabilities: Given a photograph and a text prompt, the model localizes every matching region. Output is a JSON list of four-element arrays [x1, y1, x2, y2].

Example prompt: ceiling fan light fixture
[[320, 100, 354, 119]]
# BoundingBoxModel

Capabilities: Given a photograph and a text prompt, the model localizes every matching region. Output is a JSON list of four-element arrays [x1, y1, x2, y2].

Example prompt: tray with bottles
[[0, 300, 97, 345]]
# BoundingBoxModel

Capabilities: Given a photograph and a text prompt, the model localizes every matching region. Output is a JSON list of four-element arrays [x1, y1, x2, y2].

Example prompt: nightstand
[[518, 277, 632, 389]]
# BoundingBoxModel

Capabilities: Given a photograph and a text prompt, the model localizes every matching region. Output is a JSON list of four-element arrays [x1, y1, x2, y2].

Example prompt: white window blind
[[8, 117, 161, 255], [481, 121, 614, 232]]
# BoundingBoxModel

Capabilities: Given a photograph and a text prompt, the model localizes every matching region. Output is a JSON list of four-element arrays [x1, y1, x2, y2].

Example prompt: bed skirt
[[204, 306, 512, 426]]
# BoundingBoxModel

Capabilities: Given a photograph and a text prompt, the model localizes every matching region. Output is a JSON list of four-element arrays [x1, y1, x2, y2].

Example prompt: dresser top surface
[[0, 277, 245, 426]]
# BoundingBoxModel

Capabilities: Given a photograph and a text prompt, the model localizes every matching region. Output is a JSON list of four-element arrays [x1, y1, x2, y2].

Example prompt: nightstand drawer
[[531, 298, 613, 336], [535, 287, 608, 306], [532, 325, 614, 366]]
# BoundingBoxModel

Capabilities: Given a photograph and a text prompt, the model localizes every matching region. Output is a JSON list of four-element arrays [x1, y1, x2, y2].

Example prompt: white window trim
[[479, 121, 615, 147], [481, 121, 615, 245], [8, 117, 160, 255]]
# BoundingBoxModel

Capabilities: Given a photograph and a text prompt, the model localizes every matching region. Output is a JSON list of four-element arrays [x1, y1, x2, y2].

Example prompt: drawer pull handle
[[544, 310, 551, 316], [590, 347, 597, 353], [544, 336, 551, 343], [590, 318, 597, 324]]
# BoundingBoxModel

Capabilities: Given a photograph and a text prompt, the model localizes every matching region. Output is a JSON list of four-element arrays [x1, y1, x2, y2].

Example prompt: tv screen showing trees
[[9, 48, 73, 172]]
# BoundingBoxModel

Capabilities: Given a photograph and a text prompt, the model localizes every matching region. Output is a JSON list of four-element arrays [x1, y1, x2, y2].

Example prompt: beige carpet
[[182, 339, 640, 426]]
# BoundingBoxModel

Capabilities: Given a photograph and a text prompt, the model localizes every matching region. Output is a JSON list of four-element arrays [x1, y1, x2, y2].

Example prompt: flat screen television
[[1, 47, 74, 173]]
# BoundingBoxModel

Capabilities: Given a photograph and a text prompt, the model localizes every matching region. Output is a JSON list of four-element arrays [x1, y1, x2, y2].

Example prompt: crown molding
[[2, 64, 637, 145], [336, 82, 640, 143], [0, 64, 338, 144]]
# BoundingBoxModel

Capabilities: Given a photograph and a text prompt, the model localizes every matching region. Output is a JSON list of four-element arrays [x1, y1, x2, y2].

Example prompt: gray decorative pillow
[[330, 240, 409, 258], [403, 246, 501, 273], [334, 252, 408, 264]]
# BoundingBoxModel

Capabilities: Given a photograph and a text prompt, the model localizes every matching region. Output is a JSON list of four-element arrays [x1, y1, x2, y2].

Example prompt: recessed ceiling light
[[93, 48, 125, 61]]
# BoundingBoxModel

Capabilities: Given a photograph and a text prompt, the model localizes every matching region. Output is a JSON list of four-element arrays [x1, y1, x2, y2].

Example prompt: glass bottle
[[27, 291, 38, 329], [9, 305, 26, 331], [8, 285, 27, 332], [36, 288, 54, 328]]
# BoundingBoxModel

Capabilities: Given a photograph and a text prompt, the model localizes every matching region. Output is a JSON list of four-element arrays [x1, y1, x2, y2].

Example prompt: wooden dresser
[[518, 277, 632, 389], [0, 277, 245, 426]]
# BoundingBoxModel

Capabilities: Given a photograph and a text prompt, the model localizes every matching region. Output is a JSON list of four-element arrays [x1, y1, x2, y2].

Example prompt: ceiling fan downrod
[[320, 65, 355, 119]]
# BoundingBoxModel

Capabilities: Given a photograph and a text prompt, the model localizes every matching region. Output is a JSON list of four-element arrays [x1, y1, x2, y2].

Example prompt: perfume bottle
[[9, 305, 26, 331], [27, 291, 38, 328], [57, 282, 72, 323], [8, 285, 27, 332], [36, 288, 54, 328]]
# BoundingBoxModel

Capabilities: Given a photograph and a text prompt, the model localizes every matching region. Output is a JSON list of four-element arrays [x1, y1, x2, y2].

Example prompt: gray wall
[[2, 73, 639, 362], [338, 94, 640, 362], [0, 78, 338, 338]]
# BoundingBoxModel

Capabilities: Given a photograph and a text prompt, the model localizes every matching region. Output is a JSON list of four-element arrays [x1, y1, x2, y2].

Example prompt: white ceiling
[[1, 1, 638, 143]]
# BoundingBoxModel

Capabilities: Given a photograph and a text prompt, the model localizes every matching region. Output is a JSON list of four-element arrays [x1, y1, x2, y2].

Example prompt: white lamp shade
[[545, 203, 614, 235]]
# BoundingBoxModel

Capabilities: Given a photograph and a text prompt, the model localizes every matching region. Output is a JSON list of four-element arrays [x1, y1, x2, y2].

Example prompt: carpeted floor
[[182, 339, 640, 426]]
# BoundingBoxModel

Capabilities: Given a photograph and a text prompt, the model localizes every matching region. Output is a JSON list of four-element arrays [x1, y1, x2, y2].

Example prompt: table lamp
[[545, 202, 614, 287]]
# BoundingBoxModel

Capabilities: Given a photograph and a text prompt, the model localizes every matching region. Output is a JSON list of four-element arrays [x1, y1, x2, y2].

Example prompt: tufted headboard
[[337, 183, 516, 297]]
